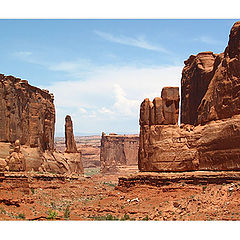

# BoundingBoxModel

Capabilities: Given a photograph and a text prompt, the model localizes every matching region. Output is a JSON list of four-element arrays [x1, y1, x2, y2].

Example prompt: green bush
[[46, 210, 58, 220]]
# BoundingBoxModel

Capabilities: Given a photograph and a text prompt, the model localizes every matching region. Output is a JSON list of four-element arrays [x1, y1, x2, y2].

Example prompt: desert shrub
[[142, 215, 149, 221], [91, 214, 119, 221], [121, 214, 130, 221], [16, 213, 25, 219], [64, 206, 70, 219], [46, 210, 58, 220]]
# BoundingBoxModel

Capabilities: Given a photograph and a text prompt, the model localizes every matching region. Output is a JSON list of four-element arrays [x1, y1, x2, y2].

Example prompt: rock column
[[65, 115, 78, 153]]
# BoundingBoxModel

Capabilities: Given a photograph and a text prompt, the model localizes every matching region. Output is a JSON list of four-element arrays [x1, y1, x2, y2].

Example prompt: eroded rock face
[[139, 21, 240, 172], [181, 21, 240, 125], [5, 140, 26, 172], [65, 115, 78, 153], [140, 87, 179, 126], [0, 74, 84, 175], [139, 116, 240, 171], [181, 52, 217, 125], [0, 74, 55, 151], [100, 132, 139, 174]]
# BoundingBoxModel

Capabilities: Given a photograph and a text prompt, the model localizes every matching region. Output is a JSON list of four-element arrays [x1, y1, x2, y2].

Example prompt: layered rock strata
[[139, 21, 240, 172], [181, 21, 240, 126], [0, 74, 55, 151], [0, 74, 83, 175], [100, 132, 139, 173]]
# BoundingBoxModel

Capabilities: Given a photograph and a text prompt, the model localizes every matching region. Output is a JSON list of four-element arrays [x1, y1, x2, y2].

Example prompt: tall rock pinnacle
[[65, 115, 78, 153]]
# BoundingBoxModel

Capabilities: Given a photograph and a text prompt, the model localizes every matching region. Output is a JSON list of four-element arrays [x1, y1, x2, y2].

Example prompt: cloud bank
[[42, 64, 182, 135]]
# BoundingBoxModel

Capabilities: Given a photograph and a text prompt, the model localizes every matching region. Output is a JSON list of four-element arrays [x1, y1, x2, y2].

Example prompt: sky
[[0, 19, 238, 136]]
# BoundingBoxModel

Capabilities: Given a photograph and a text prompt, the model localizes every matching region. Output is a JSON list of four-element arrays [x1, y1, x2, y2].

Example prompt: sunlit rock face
[[0, 74, 55, 151], [100, 132, 139, 174], [139, 21, 240, 172]]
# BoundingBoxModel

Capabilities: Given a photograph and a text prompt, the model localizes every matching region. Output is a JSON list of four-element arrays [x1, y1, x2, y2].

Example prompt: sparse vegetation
[[103, 181, 117, 187], [64, 206, 70, 219], [142, 215, 149, 221], [46, 210, 58, 220], [0, 208, 6, 214], [121, 214, 130, 220], [91, 214, 119, 221], [16, 213, 25, 219]]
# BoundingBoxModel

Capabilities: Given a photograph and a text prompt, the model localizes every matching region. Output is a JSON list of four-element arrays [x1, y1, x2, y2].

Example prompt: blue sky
[[0, 19, 238, 135]]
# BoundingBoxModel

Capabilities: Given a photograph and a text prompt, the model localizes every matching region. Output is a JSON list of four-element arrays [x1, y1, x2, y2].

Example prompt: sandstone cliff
[[0, 74, 83, 175], [181, 21, 240, 125], [0, 74, 55, 151], [100, 132, 139, 173], [139, 21, 240, 172]]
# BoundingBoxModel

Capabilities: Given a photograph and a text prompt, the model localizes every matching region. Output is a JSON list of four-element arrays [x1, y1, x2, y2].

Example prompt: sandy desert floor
[[1, 167, 240, 221]]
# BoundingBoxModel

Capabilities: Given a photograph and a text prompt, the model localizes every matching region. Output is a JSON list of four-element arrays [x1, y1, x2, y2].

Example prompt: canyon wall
[[0, 74, 83, 174], [139, 21, 240, 172], [0, 74, 55, 151], [100, 133, 139, 173]]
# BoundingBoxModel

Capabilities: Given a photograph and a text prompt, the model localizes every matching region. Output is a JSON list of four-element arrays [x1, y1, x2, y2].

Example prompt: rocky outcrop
[[5, 140, 26, 172], [181, 52, 217, 125], [0, 74, 84, 175], [181, 21, 240, 126], [140, 87, 180, 126], [65, 115, 78, 153], [139, 116, 240, 171], [139, 21, 240, 172], [100, 132, 139, 173], [0, 74, 55, 151]]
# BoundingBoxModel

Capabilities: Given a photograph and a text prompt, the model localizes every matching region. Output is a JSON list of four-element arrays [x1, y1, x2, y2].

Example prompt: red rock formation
[[0, 74, 84, 175], [0, 74, 55, 151], [197, 22, 240, 124], [181, 21, 240, 125], [181, 52, 216, 125], [139, 21, 240, 172], [65, 115, 78, 153], [139, 116, 240, 171], [5, 140, 26, 172], [140, 87, 179, 126], [100, 132, 139, 173]]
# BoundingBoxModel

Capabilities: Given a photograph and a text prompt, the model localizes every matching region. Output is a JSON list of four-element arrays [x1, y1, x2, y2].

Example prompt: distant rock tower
[[65, 115, 78, 153]]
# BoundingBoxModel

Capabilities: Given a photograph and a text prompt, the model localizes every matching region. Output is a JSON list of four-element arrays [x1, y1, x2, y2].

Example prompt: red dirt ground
[[1, 168, 240, 221]]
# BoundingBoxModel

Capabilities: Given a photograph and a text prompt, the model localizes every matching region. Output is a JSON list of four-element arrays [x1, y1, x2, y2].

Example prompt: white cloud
[[94, 30, 169, 53], [41, 64, 182, 135], [194, 36, 223, 45], [49, 59, 92, 73]]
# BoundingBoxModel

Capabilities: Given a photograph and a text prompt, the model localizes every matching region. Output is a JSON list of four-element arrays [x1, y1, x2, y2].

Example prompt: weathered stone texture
[[139, 21, 240, 172], [181, 21, 240, 125], [181, 52, 216, 125], [100, 132, 139, 173], [0, 74, 55, 151], [65, 115, 78, 153], [140, 87, 179, 127], [0, 74, 84, 175], [139, 116, 240, 171]]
